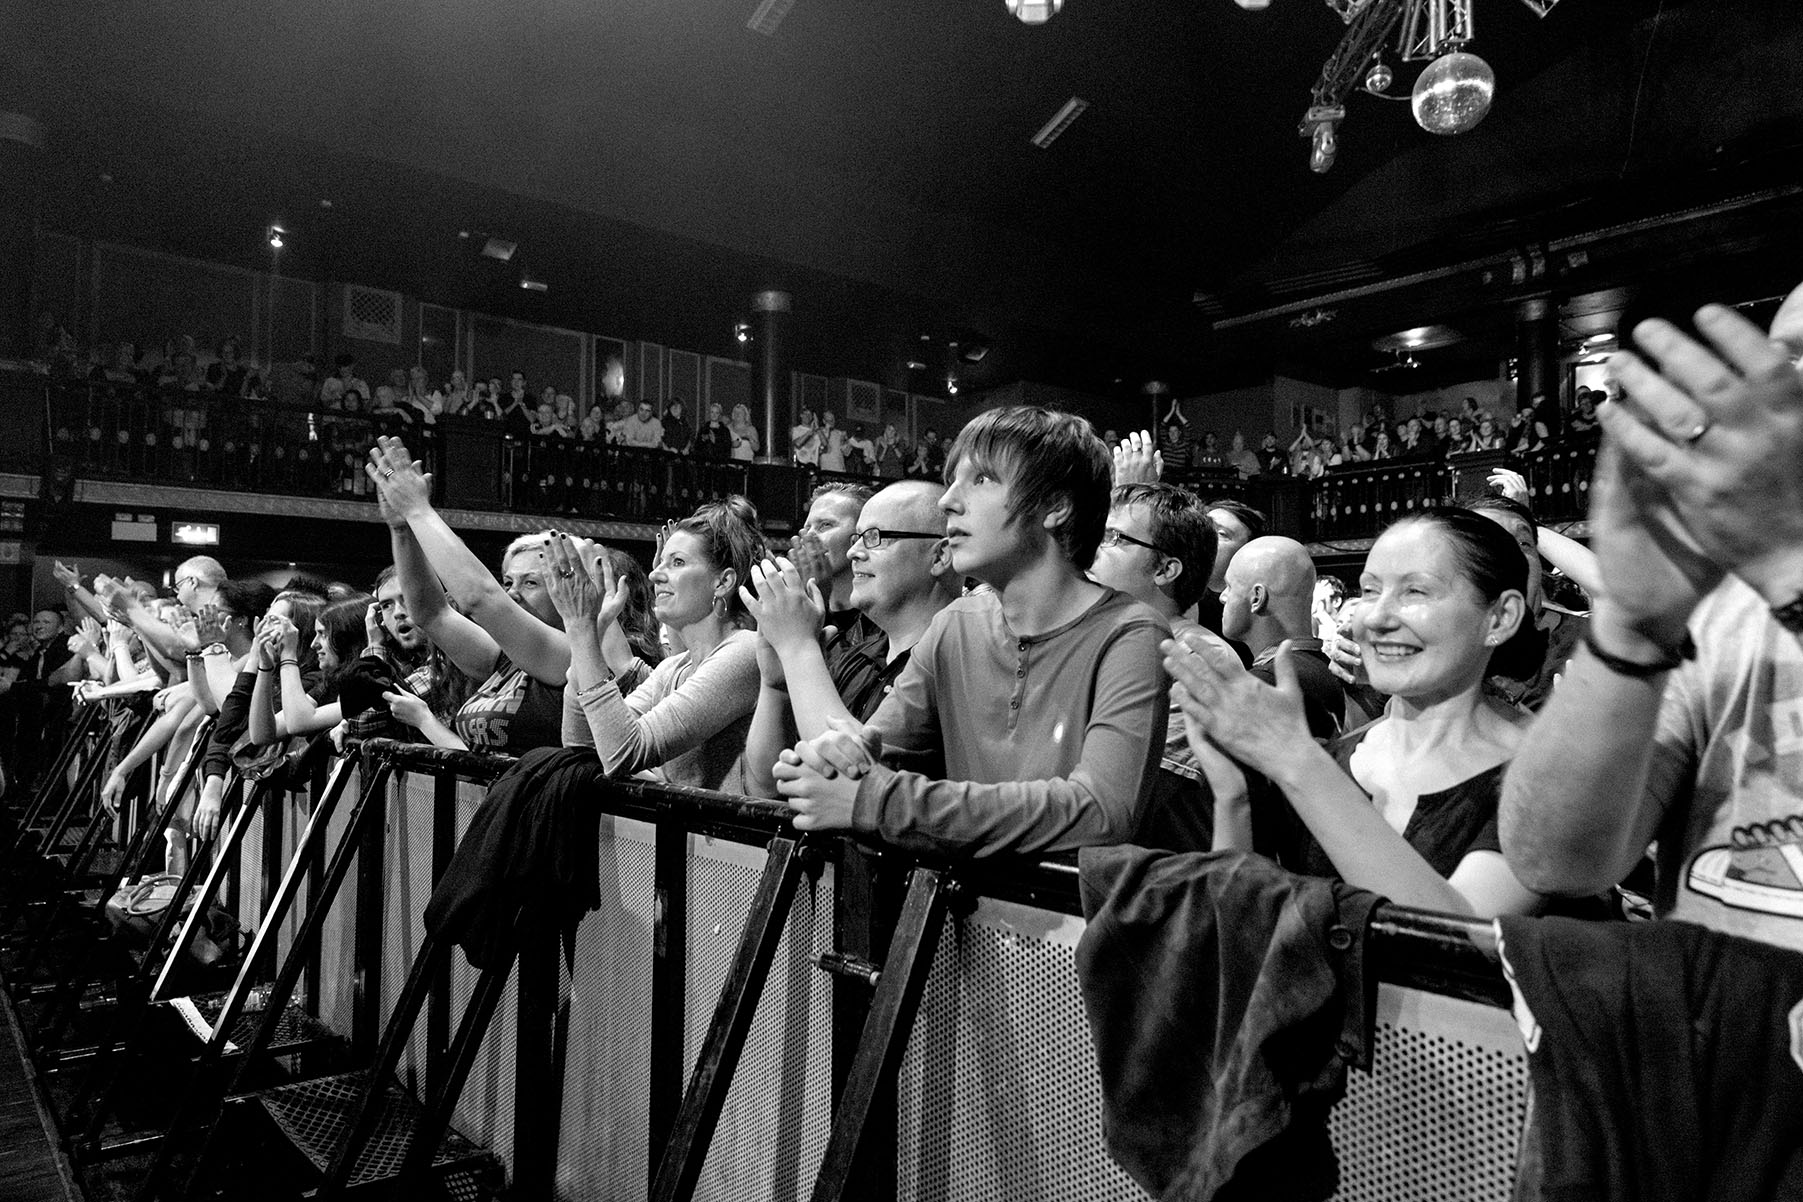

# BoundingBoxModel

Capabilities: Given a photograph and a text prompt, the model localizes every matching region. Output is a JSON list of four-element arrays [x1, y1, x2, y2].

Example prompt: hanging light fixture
[[1411, 49, 1495, 134], [1296, 0, 1564, 170]]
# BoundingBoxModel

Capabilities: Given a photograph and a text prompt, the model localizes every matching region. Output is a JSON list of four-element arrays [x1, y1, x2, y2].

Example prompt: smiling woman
[[1165, 507, 1553, 918], [556, 498, 766, 792]]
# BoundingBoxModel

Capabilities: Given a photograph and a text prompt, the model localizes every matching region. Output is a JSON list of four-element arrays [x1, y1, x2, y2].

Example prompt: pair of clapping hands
[[740, 555, 878, 832], [252, 611, 303, 669]]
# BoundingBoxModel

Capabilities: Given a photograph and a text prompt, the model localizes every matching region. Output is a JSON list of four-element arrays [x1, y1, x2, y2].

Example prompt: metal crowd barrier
[[270, 739, 1530, 1202]]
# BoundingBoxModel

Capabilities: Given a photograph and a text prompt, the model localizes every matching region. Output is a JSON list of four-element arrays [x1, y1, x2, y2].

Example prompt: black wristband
[[1771, 594, 1803, 634], [1582, 625, 1694, 677]]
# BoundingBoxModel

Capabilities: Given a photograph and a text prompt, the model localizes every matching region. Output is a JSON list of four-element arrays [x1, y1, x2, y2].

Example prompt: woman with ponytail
[[549, 497, 765, 791]]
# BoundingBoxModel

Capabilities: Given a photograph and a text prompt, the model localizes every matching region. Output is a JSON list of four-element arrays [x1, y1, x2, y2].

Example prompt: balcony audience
[[728, 403, 761, 461]]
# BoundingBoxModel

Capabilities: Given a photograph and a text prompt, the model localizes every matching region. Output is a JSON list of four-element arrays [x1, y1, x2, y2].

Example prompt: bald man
[[746, 479, 958, 798], [1219, 536, 1344, 739]]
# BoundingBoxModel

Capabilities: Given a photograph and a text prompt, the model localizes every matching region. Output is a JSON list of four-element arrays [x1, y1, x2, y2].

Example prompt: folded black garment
[[424, 746, 606, 972], [1075, 846, 1383, 1202], [1497, 915, 1803, 1202]]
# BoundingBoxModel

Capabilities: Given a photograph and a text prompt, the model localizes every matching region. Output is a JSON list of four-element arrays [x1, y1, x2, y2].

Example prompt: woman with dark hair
[[246, 594, 374, 742], [1166, 507, 1549, 918], [550, 498, 764, 790]]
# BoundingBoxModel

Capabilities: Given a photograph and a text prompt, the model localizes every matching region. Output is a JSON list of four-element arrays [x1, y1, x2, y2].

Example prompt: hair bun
[[720, 494, 760, 526]]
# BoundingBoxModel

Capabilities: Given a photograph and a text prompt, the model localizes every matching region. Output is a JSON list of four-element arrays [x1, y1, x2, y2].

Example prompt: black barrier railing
[[7, 372, 1602, 542], [345, 740, 1512, 1202]]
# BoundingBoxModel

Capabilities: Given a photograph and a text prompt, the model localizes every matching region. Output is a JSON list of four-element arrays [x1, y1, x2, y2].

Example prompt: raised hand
[[269, 612, 301, 659], [1162, 636, 1313, 781], [1112, 429, 1163, 485], [72, 616, 103, 657], [740, 557, 824, 657], [52, 559, 80, 590], [365, 436, 434, 519], [1486, 468, 1531, 508], [364, 602, 385, 651], [1603, 302, 1803, 603], [786, 531, 834, 597], [253, 618, 284, 670], [193, 604, 228, 646], [1583, 440, 1724, 652], [544, 532, 605, 627]]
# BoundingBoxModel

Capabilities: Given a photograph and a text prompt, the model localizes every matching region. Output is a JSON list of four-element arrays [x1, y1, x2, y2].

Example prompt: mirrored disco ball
[[1411, 51, 1495, 135]]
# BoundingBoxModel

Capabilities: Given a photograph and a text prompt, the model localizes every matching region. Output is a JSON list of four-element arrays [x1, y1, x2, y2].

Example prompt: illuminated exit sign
[[172, 521, 221, 546]]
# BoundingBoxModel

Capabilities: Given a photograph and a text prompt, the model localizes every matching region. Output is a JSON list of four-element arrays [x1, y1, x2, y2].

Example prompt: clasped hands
[[772, 716, 882, 832]]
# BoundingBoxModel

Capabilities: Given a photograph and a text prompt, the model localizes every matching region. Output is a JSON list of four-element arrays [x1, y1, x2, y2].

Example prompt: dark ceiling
[[9, 0, 1803, 397]]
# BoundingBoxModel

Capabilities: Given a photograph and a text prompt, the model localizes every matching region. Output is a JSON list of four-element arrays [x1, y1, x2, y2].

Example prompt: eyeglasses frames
[[1100, 527, 1172, 558], [854, 528, 943, 550]]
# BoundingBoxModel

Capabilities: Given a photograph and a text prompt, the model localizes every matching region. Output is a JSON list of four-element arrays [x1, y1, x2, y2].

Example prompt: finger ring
[[556, 567, 575, 579], [1681, 420, 1711, 445], [382, 467, 395, 479]]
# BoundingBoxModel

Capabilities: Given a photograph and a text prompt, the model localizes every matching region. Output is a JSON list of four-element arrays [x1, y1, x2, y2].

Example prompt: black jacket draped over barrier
[[424, 746, 607, 972], [1075, 845, 1384, 1202]]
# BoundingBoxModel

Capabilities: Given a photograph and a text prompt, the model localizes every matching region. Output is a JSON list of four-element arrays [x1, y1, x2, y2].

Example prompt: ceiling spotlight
[[733, 321, 751, 345], [266, 224, 285, 250], [1365, 61, 1393, 93], [906, 359, 928, 372], [1309, 122, 1337, 174], [1300, 104, 1343, 174], [1232, 0, 1273, 9], [1005, 0, 1062, 24], [1412, 49, 1495, 135], [946, 374, 960, 396], [520, 277, 547, 292]]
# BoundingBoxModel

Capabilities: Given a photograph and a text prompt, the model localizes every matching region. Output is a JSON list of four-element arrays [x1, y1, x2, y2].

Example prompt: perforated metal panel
[[1329, 984, 1527, 1202], [684, 835, 836, 1202], [897, 897, 1148, 1202], [557, 817, 656, 1202]]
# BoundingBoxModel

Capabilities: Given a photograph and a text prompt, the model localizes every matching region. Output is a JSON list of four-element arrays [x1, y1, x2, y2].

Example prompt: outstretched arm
[[368, 437, 568, 685]]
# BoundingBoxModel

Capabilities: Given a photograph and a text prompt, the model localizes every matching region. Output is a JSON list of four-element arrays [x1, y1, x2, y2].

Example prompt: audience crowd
[[8, 281, 1802, 1197]]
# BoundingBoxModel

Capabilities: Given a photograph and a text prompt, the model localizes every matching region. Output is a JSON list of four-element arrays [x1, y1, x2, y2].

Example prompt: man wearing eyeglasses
[[743, 480, 957, 799], [1090, 483, 1245, 851], [100, 555, 227, 664]]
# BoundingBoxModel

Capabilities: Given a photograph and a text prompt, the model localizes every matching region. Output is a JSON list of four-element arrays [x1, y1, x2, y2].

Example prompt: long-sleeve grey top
[[852, 588, 1170, 858], [563, 627, 760, 793]]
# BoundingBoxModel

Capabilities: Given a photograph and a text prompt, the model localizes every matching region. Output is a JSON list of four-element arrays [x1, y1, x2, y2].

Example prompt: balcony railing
[[6, 373, 1600, 542]]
